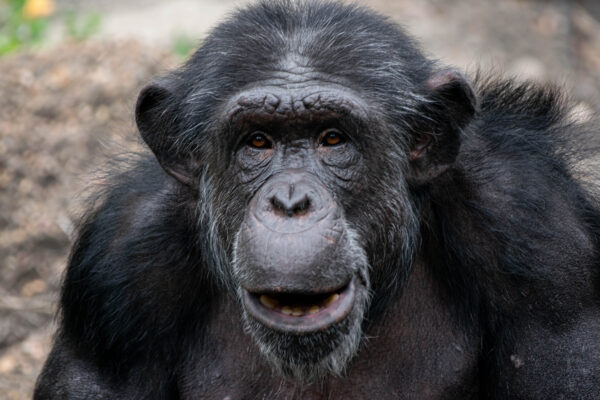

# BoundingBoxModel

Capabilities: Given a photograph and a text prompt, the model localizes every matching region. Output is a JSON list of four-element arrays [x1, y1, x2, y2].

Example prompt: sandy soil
[[1, 0, 599, 397]]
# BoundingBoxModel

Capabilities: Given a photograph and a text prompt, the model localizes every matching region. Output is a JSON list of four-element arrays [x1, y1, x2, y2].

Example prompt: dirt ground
[[1, 0, 599, 398]]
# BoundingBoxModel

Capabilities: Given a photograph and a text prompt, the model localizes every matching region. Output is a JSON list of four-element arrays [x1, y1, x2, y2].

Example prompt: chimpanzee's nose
[[270, 183, 312, 218], [249, 171, 337, 233]]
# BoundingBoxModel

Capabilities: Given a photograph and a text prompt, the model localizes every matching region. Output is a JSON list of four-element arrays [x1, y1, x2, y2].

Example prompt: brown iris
[[322, 130, 344, 146], [249, 133, 270, 149]]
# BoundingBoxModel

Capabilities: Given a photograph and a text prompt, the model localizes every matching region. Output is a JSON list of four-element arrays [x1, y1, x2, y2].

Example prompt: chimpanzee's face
[[215, 79, 374, 381]]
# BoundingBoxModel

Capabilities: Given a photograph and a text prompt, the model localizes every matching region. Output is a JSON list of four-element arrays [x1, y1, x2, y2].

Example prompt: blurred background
[[1, 0, 599, 397]]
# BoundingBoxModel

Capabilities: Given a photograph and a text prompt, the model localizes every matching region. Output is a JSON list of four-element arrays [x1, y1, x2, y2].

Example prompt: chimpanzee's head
[[135, 1, 475, 382]]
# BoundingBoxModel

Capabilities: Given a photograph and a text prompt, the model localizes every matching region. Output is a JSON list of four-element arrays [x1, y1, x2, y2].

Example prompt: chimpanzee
[[35, 1, 600, 399]]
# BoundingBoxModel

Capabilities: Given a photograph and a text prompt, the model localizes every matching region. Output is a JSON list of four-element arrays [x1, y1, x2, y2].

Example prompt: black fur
[[36, 1, 600, 399]]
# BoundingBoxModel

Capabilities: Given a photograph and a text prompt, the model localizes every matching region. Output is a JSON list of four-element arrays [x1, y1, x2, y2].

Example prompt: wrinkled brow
[[223, 86, 370, 123]]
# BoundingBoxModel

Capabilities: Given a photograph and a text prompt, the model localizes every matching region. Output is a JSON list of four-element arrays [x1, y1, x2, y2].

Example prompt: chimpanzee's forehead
[[221, 82, 369, 126]]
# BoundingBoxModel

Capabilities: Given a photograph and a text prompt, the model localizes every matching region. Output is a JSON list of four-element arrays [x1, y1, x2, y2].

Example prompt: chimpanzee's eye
[[248, 133, 272, 149], [321, 129, 346, 147]]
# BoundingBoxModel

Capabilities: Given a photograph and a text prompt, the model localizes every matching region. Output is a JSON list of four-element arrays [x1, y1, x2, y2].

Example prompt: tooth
[[259, 295, 277, 310], [292, 307, 303, 316], [281, 306, 292, 315], [323, 293, 339, 307], [308, 305, 320, 314]]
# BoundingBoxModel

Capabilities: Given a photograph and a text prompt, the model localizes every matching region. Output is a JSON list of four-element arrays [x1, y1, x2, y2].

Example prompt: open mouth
[[242, 278, 356, 334]]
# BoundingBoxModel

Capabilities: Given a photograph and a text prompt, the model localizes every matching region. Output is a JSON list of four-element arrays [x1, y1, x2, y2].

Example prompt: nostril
[[270, 196, 287, 214], [292, 196, 310, 215]]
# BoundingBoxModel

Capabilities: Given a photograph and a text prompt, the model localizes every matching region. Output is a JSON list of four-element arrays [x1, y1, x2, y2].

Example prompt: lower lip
[[242, 279, 356, 335]]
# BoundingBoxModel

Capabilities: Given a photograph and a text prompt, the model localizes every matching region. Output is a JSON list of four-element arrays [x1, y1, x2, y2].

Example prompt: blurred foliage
[[63, 10, 101, 41], [0, 0, 53, 56], [171, 33, 197, 59], [0, 0, 102, 57]]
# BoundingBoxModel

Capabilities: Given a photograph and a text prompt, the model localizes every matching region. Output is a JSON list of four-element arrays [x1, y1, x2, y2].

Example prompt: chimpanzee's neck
[[178, 259, 479, 399]]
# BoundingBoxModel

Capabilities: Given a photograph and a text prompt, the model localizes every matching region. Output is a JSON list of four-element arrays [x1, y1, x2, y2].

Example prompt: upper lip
[[242, 278, 356, 335]]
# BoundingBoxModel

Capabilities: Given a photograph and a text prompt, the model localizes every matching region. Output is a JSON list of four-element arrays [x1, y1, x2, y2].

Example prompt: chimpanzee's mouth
[[242, 279, 356, 335]]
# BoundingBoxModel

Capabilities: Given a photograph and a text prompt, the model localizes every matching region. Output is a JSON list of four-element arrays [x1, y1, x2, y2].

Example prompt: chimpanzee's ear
[[408, 69, 476, 184], [136, 81, 193, 186]]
